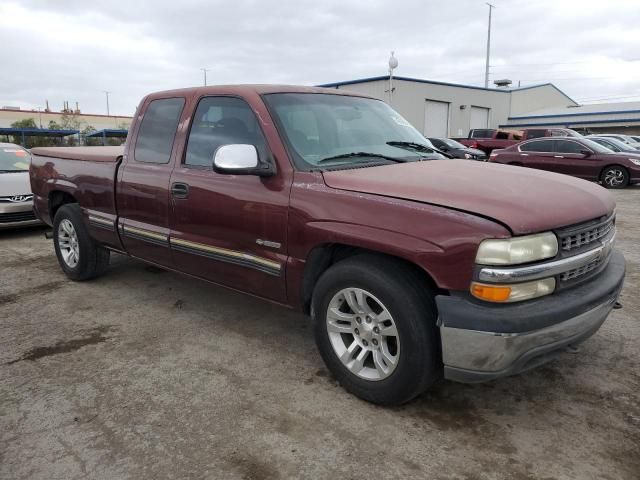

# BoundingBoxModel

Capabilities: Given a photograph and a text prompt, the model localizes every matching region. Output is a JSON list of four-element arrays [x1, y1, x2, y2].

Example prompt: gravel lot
[[1, 187, 639, 480]]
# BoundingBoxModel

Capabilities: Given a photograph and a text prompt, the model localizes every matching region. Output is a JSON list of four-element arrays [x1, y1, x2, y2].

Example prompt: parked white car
[[0, 143, 42, 229]]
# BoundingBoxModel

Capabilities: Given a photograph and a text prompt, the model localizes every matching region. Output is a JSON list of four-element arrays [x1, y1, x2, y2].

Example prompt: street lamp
[[387, 51, 398, 104], [484, 3, 495, 88], [200, 68, 209, 86], [104, 91, 111, 116]]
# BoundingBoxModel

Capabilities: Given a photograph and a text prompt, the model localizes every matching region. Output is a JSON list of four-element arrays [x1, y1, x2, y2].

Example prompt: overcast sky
[[1, 0, 639, 116]]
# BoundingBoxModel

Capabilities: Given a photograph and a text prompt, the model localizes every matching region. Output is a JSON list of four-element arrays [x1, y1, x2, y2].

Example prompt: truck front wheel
[[311, 255, 441, 405], [53, 204, 110, 281]]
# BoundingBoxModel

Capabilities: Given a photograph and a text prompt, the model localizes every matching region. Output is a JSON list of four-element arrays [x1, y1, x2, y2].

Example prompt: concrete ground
[[1, 188, 639, 480]]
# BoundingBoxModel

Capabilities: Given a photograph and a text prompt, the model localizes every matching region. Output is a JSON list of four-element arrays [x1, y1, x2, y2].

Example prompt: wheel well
[[301, 244, 440, 315], [48, 191, 77, 221]]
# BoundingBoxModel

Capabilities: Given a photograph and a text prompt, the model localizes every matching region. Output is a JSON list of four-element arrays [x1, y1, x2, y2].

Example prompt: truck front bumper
[[436, 250, 625, 383]]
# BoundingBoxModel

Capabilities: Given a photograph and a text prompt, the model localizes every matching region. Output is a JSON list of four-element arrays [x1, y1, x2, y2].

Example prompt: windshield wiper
[[386, 141, 452, 158], [316, 152, 406, 164], [0, 169, 23, 173]]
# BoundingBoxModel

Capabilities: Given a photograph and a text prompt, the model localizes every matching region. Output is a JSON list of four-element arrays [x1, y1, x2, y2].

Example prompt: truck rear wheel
[[311, 255, 441, 405], [53, 204, 110, 281]]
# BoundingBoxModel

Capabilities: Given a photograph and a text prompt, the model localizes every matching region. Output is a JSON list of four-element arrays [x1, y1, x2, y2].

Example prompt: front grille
[[0, 210, 36, 223], [561, 256, 606, 281], [558, 214, 615, 252]]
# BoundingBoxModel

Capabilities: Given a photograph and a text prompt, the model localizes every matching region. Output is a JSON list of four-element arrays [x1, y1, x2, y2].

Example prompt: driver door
[[168, 96, 290, 303]]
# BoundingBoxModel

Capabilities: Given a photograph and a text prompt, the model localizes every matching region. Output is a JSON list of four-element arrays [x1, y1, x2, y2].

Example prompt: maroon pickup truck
[[459, 128, 582, 154], [30, 85, 625, 405]]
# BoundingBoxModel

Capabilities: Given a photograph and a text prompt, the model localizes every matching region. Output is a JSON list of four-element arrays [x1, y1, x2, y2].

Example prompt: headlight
[[475, 232, 558, 265], [464, 153, 472, 159], [628, 158, 640, 166], [471, 278, 556, 303]]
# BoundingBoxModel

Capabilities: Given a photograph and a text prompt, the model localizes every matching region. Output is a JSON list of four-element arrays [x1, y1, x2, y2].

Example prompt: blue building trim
[[501, 118, 640, 128], [509, 83, 578, 105], [316, 76, 577, 104], [509, 109, 640, 120], [317, 75, 513, 93]]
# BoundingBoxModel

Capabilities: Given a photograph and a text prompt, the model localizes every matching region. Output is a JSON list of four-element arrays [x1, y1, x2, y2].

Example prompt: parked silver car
[[0, 143, 42, 229]]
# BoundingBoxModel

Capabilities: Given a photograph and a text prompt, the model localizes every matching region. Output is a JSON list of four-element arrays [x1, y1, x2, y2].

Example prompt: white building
[[318, 76, 584, 137]]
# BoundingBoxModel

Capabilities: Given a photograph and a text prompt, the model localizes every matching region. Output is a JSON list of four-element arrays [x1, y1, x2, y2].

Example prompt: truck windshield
[[263, 93, 441, 169], [0, 146, 30, 172]]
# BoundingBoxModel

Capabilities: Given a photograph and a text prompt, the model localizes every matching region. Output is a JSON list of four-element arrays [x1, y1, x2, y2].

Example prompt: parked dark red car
[[489, 137, 640, 188]]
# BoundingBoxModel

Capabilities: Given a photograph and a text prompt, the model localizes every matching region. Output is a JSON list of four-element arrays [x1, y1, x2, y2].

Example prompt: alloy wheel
[[604, 168, 625, 187], [58, 219, 80, 268], [326, 287, 400, 381]]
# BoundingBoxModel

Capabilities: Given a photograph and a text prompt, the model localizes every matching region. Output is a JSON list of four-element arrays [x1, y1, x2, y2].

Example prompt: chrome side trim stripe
[[122, 225, 169, 246], [478, 231, 616, 283], [88, 215, 115, 231], [171, 238, 281, 276]]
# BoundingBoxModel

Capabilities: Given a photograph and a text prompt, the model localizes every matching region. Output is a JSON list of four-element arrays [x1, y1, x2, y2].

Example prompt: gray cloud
[[1, 0, 639, 116]]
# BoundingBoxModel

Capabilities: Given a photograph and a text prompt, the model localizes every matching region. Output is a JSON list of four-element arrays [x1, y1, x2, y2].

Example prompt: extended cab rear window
[[134, 97, 185, 164]]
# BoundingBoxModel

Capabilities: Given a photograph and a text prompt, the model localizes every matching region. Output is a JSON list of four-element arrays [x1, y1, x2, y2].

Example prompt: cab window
[[184, 97, 268, 167], [526, 129, 546, 139]]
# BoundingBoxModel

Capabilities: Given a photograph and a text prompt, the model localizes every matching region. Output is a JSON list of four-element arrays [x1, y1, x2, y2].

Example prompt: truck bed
[[30, 146, 124, 163], [30, 147, 123, 241]]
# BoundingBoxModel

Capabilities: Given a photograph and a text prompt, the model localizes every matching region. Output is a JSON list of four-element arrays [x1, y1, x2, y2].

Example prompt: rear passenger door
[[168, 96, 290, 303], [117, 97, 186, 266], [517, 139, 556, 170]]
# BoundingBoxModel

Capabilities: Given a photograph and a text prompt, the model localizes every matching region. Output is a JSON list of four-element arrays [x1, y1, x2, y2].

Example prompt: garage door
[[470, 106, 490, 130], [424, 100, 450, 138]]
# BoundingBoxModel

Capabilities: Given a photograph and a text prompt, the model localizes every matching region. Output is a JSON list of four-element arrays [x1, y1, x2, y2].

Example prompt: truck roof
[[144, 84, 372, 101]]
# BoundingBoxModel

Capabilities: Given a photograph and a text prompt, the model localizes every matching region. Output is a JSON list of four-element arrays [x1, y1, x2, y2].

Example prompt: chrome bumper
[[441, 297, 616, 382], [438, 249, 625, 383]]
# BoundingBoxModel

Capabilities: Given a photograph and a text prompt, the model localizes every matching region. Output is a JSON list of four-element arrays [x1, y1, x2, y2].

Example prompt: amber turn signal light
[[470, 282, 512, 302]]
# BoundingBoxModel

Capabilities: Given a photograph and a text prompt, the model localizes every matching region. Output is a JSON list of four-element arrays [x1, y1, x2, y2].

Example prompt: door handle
[[171, 182, 189, 199], [554, 155, 564, 158]]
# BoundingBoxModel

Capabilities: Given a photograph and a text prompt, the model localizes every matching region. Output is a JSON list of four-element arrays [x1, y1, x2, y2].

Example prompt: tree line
[[4, 111, 128, 148]]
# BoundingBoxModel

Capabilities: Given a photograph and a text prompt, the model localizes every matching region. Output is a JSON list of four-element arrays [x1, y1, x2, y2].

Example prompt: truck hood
[[322, 160, 615, 235], [0, 171, 32, 197]]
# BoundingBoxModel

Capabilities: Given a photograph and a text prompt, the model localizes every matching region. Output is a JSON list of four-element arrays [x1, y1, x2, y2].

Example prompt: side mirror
[[580, 149, 592, 157], [213, 144, 275, 176]]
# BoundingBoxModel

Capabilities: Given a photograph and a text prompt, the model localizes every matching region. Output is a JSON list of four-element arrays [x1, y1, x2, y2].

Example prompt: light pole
[[387, 51, 398, 105], [104, 91, 111, 116], [484, 3, 495, 88], [36, 107, 42, 128], [200, 68, 209, 86]]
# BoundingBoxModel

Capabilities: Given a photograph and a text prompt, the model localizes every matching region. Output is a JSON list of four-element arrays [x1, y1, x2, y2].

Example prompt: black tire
[[53, 203, 110, 281], [311, 254, 441, 406], [600, 165, 629, 189]]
